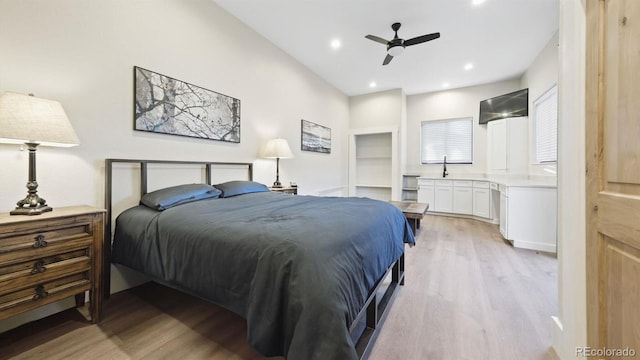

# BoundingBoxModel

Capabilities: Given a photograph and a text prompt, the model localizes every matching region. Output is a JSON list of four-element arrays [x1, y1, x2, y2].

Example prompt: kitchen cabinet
[[487, 117, 528, 174], [434, 180, 453, 213], [499, 185, 557, 253], [452, 181, 473, 214], [417, 179, 434, 210], [472, 181, 491, 218]]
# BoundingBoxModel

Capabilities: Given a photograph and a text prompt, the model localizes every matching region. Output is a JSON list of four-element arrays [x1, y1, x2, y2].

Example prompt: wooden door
[[586, 0, 640, 354]]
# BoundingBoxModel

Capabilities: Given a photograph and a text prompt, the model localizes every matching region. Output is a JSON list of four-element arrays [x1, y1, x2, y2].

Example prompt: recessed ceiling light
[[472, 0, 486, 5], [464, 63, 474, 71], [442, 82, 450, 88], [369, 81, 377, 88], [330, 39, 341, 50]]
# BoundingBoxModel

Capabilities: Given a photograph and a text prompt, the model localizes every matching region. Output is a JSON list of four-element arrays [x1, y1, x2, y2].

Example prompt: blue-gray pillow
[[140, 183, 221, 210], [214, 180, 269, 198]]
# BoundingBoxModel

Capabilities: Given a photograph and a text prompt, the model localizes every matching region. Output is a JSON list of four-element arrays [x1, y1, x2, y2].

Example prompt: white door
[[473, 188, 490, 218]]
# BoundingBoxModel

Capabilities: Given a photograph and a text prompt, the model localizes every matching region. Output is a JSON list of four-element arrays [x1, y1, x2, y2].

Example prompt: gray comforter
[[112, 192, 415, 359]]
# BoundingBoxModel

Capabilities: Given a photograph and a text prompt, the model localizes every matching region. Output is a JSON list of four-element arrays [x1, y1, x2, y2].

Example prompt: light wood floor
[[0, 216, 559, 360]]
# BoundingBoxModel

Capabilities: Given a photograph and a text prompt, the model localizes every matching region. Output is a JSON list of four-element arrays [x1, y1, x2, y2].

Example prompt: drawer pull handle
[[32, 235, 48, 248], [32, 285, 49, 301], [31, 260, 47, 274]]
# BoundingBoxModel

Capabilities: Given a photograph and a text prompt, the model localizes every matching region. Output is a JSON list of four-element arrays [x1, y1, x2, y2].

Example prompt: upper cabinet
[[486, 117, 528, 174]]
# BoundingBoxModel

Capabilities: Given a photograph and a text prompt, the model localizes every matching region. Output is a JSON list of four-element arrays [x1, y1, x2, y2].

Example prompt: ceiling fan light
[[388, 45, 404, 57]]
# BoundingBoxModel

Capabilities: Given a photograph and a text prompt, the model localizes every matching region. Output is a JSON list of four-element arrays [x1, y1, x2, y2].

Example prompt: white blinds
[[421, 117, 473, 163], [534, 85, 558, 163]]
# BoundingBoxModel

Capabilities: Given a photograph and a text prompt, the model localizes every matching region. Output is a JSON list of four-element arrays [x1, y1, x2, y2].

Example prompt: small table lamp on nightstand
[[0, 92, 80, 215], [263, 138, 293, 188]]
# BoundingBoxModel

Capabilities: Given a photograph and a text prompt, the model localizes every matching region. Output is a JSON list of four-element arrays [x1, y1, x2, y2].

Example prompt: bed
[[104, 159, 415, 360]]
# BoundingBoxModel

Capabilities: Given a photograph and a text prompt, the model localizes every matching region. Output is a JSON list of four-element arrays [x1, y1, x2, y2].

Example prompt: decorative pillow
[[140, 183, 221, 210], [214, 180, 269, 198]]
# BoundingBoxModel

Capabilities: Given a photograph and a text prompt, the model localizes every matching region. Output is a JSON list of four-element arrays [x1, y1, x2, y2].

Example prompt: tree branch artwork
[[134, 66, 240, 143]]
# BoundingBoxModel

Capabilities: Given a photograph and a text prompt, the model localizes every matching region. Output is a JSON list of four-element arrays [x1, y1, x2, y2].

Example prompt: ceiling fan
[[365, 22, 440, 65]]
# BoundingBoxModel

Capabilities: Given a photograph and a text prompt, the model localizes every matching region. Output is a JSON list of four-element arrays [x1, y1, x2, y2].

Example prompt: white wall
[[0, 0, 348, 331], [553, 0, 587, 358], [405, 79, 522, 176], [349, 89, 405, 129], [521, 31, 560, 177], [0, 0, 349, 214]]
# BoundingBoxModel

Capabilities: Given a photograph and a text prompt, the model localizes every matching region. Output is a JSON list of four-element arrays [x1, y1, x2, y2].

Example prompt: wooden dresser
[[0, 206, 105, 323]]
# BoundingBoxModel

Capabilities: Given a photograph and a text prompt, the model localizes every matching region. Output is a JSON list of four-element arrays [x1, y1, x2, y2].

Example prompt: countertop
[[415, 174, 557, 188]]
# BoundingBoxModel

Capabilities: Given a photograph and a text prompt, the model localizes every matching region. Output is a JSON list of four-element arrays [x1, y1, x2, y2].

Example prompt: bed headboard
[[104, 158, 253, 298]]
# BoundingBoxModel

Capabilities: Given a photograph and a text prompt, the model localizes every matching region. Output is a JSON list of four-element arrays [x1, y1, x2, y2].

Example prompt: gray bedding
[[112, 191, 415, 359]]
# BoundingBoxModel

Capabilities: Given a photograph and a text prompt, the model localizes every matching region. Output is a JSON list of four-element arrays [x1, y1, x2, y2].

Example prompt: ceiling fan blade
[[382, 54, 394, 66], [365, 35, 390, 45], [404, 32, 440, 46]]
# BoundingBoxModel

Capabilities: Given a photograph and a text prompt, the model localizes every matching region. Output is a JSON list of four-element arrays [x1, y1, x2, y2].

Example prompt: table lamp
[[263, 138, 293, 188], [0, 92, 80, 215]]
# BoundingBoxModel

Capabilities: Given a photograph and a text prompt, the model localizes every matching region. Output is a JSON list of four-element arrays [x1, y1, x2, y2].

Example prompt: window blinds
[[421, 117, 473, 163], [534, 85, 558, 163]]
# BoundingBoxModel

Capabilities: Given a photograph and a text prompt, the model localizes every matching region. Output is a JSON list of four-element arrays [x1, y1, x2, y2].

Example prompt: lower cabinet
[[417, 179, 491, 219], [453, 182, 473, 215], [501, 186, 557, 253], [472, 181, 491, 218], [417, 180, 434, 210]]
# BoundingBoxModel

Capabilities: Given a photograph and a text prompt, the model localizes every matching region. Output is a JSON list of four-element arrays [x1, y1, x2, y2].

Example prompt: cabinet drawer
[[417, 179, 434, 186], [453, 180, 473, 187], [473, 181, 489, 189], [0, 248, 91, 295], [490, 182, 499, 190], [435, 180, 452, 186], [0, 216, 95, 265], [0, 272, 90, 315]]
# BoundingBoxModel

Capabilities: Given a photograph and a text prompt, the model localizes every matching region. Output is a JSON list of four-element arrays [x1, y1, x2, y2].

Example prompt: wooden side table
[[269, 186, 298, 195], [0, 206, 105, 323]]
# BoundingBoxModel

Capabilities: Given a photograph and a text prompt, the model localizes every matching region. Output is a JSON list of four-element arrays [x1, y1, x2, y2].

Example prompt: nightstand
[[269, 186, 298, 195], [0, 206, 105, 323]]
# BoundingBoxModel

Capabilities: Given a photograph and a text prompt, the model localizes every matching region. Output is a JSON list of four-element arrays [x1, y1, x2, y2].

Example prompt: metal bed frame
[[103, 158, 404, 360]]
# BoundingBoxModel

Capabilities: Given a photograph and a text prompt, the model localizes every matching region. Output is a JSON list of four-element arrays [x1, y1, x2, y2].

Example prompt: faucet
[[442, 155, 448, 178]]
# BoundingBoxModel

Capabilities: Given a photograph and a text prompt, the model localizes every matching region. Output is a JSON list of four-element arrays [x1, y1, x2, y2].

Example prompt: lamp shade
[[263, 138, 293, 159], [0, 92, 80, 147]]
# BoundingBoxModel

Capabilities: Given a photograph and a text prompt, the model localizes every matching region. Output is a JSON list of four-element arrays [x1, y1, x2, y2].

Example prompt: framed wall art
[[301, 119, 331, 154], [134, 66, 240, 143]]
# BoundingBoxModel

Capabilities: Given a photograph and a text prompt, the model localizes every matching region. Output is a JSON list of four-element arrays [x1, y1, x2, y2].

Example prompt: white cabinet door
[[473, 188, 490, 218], [453, 187, 473, 214], [417, 185, 434, 211], [487, 117, 528, 174], [499, 191, 508, 238], [506, 187, 557, 252], [487, 119, 507, 171], [434, 186, 453, 212]]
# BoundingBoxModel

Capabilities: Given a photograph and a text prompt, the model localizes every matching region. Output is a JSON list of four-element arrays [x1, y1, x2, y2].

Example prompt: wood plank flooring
[[0, 215, 558, 360]]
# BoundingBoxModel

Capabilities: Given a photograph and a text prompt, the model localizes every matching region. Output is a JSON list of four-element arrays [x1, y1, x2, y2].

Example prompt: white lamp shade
[[0, 92, 80, 147], [264, 138, 293, 159]]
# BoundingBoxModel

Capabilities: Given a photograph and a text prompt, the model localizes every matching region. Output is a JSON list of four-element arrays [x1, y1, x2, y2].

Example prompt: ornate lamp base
[[10, 143, 53, 216], [11, 204, 52, 215]]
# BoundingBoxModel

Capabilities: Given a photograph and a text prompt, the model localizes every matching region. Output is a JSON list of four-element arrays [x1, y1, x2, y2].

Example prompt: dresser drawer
[[0, 272, 91, 315], [0, 215, 95, 265], [0, 248, 91, 295]]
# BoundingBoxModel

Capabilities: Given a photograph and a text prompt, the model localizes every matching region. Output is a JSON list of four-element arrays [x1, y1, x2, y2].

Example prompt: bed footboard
[[350, 251, 405, 359]]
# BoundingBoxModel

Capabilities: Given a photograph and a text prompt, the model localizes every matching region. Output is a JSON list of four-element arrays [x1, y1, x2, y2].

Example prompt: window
[[534, 85, 558, 163], [421, 117, 473, 164]]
